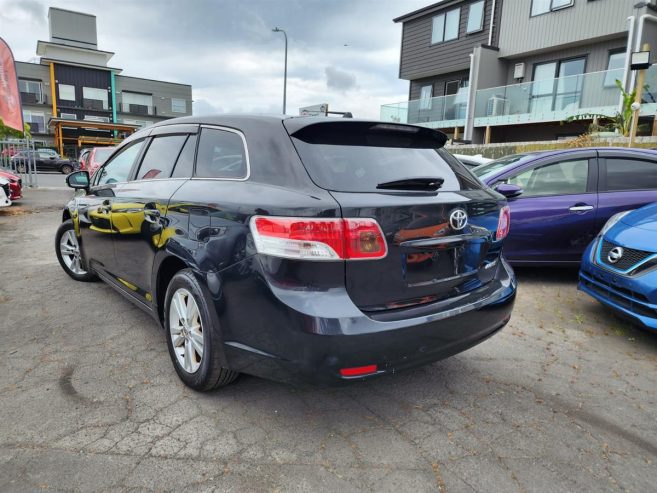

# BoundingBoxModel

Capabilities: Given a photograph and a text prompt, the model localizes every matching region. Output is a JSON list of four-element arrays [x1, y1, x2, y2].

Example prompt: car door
[[492, 151, 598, 263], [36, 150, 55, 171], [596, 150, 657, 231], [111, 125, 197, 305], [78, 138, 148, 279]]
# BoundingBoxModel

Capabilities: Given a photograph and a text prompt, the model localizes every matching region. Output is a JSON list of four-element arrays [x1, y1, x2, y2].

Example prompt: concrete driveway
[[0, 190, 655, 492]]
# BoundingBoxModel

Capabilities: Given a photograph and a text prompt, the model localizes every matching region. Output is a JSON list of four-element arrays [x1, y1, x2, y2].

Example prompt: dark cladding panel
[[54, 64, 112, 112]]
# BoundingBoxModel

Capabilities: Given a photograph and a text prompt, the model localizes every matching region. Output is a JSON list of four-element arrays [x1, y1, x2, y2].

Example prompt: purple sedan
[[471, 148, 657, 265]]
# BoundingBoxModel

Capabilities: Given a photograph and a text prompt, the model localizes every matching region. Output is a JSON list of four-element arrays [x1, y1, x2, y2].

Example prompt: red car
[[80, 147, 115, 176], [0, 169, 22, 201]]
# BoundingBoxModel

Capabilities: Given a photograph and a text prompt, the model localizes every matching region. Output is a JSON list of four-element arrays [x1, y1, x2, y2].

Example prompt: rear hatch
[[286, 120, 505, 312]]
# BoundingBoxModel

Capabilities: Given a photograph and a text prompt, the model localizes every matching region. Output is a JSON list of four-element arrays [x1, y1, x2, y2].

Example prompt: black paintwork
[[62, 115, 516, 385], [12, 150, 78, 173]]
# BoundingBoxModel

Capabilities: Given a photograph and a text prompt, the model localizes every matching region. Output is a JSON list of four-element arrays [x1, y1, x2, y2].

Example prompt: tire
[[55, 220, 97, 282], [60, 164, 74, 174], [164, 269, 239, 391], [16, 163, 26, 173]]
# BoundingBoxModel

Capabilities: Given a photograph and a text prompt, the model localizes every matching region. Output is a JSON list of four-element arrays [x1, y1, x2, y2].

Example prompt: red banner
[[0, 37, 23, 132]]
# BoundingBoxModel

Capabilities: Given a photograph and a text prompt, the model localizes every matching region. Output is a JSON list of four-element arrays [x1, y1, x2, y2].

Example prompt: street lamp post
[[272, 27, 287, 115]]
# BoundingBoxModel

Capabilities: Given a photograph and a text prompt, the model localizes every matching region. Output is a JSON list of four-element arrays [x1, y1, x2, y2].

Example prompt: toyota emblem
[[607, 246, 624, 264], [449, 209, 468, 230]]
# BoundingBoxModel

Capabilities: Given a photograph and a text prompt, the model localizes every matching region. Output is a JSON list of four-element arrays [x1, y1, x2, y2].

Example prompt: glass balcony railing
[[474, 67, 657, 127], [120, 102, 156, 116], [380, 93, 468, 128]]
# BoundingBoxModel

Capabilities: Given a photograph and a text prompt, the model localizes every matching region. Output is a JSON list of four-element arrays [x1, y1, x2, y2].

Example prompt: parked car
[[579, 203, 657, 331], [453, 153, 493, 169], [0, 168, 22, 201], [0, 178, 11, 208], [78, 148, 91, 172], [85, 146, 116, 176], [472, 148, 657, 265], [11, 148, 78, 174], [55, 116, 516, 391]]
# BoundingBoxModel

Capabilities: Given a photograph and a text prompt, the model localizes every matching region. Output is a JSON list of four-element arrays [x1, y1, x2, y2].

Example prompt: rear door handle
[[569, 205, 594, 212]]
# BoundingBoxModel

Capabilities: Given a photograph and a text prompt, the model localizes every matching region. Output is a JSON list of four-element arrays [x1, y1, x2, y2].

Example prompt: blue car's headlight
[[600, 210, 634, 237]]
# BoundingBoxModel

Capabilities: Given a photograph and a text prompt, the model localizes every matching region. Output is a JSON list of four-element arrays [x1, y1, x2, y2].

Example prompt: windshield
[[472, 154, 536, 179]]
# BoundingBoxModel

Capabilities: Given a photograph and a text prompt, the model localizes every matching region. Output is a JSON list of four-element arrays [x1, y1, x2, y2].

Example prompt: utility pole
[[272, 27, 288, 115], [629, 43, 650, 148]]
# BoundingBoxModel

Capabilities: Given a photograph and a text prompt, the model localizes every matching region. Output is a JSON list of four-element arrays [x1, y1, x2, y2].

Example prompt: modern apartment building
[[16, 7, 192, 156], [382, 0, 657, 143]]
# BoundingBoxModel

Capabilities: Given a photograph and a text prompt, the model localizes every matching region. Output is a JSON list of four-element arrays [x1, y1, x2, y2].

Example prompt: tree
[[0, 118, 31, 140]]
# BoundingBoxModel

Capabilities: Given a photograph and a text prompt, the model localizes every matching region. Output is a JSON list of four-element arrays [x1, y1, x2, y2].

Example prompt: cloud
[[325, 66, 357, 92]]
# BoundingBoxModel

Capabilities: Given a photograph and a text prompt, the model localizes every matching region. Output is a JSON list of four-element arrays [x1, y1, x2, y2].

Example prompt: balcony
[[20, 92, 46, 105], [82, 98, 108, 111], [120, 103, 156, 116], [380, 93, 467, 128], [474, 67, 657, 127]]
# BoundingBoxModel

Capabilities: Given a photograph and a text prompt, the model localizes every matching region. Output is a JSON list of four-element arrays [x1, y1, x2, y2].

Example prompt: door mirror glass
[[495, 183, 523, 198], [66, 170, 90, 189]]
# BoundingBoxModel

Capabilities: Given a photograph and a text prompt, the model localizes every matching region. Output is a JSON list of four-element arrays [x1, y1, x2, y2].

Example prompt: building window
[[58, 84, 75, 102], [467, 0, 485, 34], [531, 0, 573, 17], [82, 87, 109, 110], [604, 51, 625, 87], [121, 92, 153, 115], [60, 112, 77, 120], [530, 57, 585, 113], [171, 98, 187, 113], [23, 111, 46, 133], [18, 79, 43, 104], [419, 85, 433, 110], [431, 8, 460, 44]]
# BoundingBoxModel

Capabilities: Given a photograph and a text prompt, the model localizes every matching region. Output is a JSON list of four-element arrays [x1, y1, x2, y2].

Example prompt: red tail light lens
[[250, 216, 387, 261], [340, 365, 378, 377], [496, 206, 510, 241]]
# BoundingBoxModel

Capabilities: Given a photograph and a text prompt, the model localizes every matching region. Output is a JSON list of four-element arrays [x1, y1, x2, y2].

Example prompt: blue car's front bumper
[[579, 239, 657, 331]]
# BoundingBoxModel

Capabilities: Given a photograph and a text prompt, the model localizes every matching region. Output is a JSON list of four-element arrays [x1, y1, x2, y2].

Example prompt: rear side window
[[136, 135, 187, 180], [171, 135, 197, 178], [195, 128, 248, 179], [606, 158, 657, 191], [290, 122, 479, 192]]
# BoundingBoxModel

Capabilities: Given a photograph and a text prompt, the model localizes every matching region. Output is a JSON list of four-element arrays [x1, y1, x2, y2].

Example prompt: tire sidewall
[[55, 219, 96, 282], [164, 269, 225, 390], [61, 165, 73, 174]]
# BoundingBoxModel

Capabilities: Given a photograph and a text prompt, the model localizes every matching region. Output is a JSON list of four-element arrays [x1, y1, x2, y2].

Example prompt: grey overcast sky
[[0, 0, 432, 118]]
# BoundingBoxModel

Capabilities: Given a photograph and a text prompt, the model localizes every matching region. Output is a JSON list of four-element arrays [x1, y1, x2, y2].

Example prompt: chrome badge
[[607, 246, 624, 264], [449, 209, 468, 230]]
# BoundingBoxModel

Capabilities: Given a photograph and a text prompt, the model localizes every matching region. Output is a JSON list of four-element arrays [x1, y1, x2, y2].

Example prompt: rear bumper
[[579, 243, 657, 331], [217, 257, 516, 385]]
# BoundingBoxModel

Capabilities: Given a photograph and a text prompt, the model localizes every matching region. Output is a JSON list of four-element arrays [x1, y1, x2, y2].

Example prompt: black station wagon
[[56, 115, 516, 391]]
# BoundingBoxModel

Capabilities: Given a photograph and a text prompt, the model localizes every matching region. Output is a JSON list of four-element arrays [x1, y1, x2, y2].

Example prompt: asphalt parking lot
[[0, 189, 656, 492]]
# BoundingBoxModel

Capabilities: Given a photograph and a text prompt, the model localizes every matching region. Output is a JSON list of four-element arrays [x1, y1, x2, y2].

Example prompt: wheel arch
[[153, 254, 190, 325]]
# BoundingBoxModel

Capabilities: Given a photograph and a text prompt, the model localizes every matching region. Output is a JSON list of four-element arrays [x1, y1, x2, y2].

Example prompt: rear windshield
[[290, 122, 480, 192]]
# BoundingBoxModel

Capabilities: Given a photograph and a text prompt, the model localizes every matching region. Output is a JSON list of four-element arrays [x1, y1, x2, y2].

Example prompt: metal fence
[[0, 139, 38, 187]]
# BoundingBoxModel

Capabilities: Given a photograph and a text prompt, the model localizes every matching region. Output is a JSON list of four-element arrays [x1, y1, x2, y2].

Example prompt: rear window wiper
[[376, 177, 444, 191]]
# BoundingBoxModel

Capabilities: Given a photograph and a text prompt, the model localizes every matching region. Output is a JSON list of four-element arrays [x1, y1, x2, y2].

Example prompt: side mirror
[[66, 170, 90, 190], [49, 156, 55, 160], [495, 183, 523, 198]]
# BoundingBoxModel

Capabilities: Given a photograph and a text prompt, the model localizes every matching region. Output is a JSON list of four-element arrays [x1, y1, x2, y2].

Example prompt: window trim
[[530, 0, 574, 18], [190, 125, 251, 182], [431, 7, 461, 45], [466, 0, 486, 34]]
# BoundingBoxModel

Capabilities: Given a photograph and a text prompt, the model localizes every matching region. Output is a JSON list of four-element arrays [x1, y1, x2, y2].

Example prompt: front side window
[[531, 0, 573, 16], [171, 98, 187, 113], [136, 135, 187, 180], [467, 0, 485, 33], [431, 8, 460, 44], [419, 85, 433, 110], [503, 159, 589, 197], [195, 128, 248, 179], [58, 84, 75, 102], [95, 140, 145, 186], [605, 158, 657, 191], [604, 51, 625, 87]]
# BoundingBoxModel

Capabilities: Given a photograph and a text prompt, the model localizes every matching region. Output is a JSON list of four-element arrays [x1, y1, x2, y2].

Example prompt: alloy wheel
[[59, 229, 87, 275], [169, 288, 204, 373]]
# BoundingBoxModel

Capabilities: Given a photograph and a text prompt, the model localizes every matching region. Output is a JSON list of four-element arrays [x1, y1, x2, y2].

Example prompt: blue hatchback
[[579, 203, 657, 331]]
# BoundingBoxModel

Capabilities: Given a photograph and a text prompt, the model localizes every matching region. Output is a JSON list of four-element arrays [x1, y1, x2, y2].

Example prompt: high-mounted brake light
[[496, 206, 510, 241], [250, 216, 387, 261]]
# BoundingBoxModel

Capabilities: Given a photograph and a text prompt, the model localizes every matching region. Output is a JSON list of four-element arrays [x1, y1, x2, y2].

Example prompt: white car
[[0, 178, 12, 207], [452, 153, 493, 169]]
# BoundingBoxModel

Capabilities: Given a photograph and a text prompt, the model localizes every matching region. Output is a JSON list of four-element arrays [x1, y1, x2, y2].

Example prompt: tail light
[[250, 216, 387, 261], [496, 206, 510, 241]]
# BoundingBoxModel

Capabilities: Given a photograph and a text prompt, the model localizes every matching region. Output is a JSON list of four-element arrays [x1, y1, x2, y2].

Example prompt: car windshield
[[93, 148, 114, 163], [472, 154, 537, 179]]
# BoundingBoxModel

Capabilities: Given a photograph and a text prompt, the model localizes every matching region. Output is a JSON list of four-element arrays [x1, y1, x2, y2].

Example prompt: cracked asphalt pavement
[[1, 189, 656, 492]]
